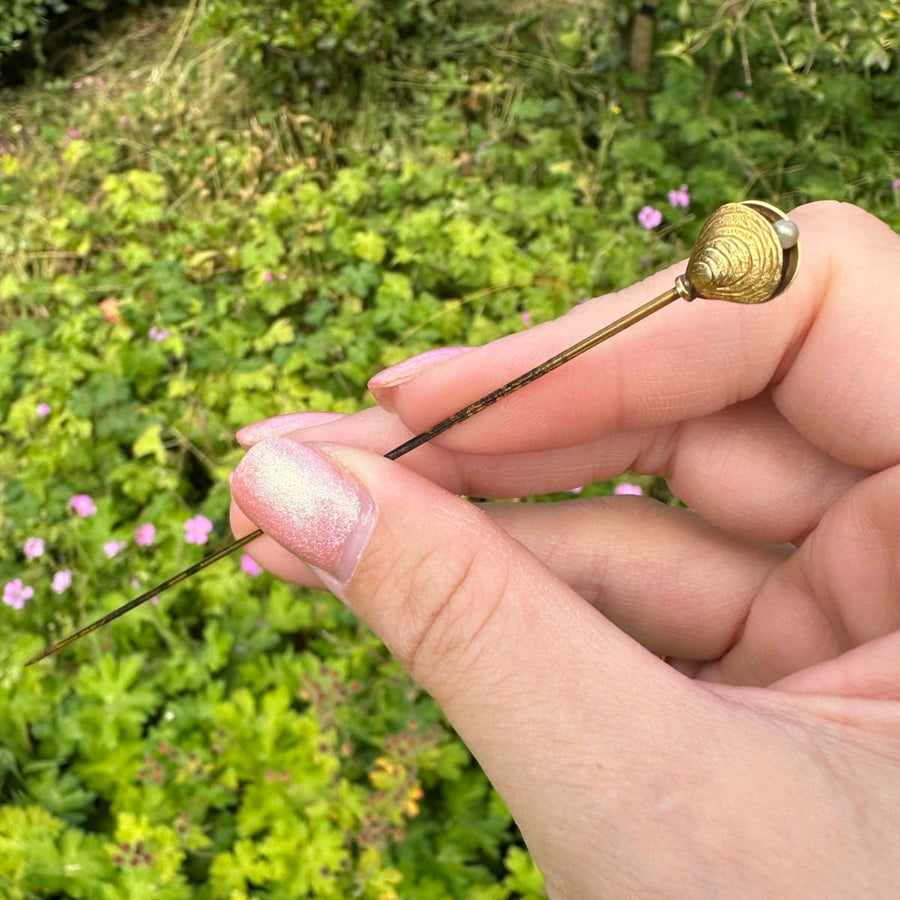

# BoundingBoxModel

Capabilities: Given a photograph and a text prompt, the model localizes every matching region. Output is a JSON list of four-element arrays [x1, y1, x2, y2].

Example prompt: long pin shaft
[[25, 287, 679, 665]]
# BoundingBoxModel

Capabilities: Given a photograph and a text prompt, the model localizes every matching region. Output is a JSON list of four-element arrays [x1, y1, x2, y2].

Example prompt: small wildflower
[[134, 523, 156, 546], [519, 311, 533, 326], [184, 515, 214, 545], [637, 205, 662, 229], [240, 554, 263, 577], [667, 184, 690, 209], [569, 485, 584, 495], [3, 579, 33, 609], [104, 540, 128, 559], [67, 128, 81, 140], [72, 81, 84, 91], [262, 272, 274, 282], [148, 326, 169, 342], [614, 482, 644, 496], [733, 90, 745, 100], [892, 178, 900, 192], [52, 570, 72, 594], [36, 402, 51, 418], [23, 537, 45, 559], [69, 494, 97, 517]]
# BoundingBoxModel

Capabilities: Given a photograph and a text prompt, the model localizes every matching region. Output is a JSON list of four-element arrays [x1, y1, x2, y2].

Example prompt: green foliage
[[0, 0, 143, 67], [196, 0, 497, 103], [0, 0, 897, 896]]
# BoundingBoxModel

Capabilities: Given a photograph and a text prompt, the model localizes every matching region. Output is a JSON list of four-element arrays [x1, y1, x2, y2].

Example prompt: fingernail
[[231, 438, 375, 584], [368, 346, 474, 394], [235, 412, 344, 449]]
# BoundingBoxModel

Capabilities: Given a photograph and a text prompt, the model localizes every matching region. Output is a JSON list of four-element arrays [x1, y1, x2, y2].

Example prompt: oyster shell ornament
[[679, 201, 800, 304], [26, 201, 800, 666]]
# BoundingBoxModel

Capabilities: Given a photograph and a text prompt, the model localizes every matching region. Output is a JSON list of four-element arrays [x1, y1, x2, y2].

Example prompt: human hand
[[229, 202, 900, 896]]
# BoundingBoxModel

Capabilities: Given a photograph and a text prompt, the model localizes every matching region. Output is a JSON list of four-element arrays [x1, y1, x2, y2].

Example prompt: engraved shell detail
[[686, 203, 786, 304]]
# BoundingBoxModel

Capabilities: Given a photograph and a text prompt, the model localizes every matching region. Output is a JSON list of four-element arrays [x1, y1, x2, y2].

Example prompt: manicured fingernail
[[236, 412, 344, 449], [231, 438, 375, 584], [368, 346, 474, 395]]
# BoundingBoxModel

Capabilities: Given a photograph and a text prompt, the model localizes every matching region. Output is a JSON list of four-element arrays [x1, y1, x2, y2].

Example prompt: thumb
[[229, 437, 722, 880]]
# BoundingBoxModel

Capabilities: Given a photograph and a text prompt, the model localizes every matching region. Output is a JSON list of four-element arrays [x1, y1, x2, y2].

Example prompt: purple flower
[[637, 206, 662, 229], [149, 326, 170, 342], [892, 178, 900, 192], [732, 90, 745, 100], [3, 579, 33, 609], [184, 515, 214, 546], [240, 554, 263, 577], [36, 402, 51, 418], [52, 570, 72, 594], [69, 494, 97, 517], [103, 540, 128, 559], [614, 482, 644, 496], [134, 523, 156, 546], [667, 184, 690, 209], [23, 537, 45, 559]]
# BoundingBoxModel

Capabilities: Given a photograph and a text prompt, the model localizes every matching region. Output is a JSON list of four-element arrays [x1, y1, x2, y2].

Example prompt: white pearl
[[774, 218, 799, 249]]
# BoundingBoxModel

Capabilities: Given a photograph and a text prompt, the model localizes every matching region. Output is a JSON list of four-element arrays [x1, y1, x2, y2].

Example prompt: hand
[[229, 201, 900, 896]]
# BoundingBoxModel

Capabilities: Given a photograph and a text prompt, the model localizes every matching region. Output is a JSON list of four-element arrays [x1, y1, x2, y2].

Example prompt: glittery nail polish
[[231, 438, 375, 583], [235, 412, 344, 449], [368, 346, 474, 395]]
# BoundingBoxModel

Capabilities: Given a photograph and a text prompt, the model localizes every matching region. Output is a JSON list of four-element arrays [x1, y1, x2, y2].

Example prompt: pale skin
[[230, 201, 900, 897]]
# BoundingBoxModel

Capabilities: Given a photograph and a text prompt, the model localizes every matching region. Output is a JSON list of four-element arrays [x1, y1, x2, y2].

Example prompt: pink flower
[[3, 579, 33, 609], [52, 570, 72, 594], [69, 494, 97, 517], [36, 402, 51, 418], [892, 178, 900, 192], [262, 272, 274, 282], [149, 326, 170, 342], [667, 184, 690, 209], [569, 486, 584, 495], [104, 540, 128, 559], [519, 311, 533, 326], [184, 515, 214, 545], [240, 554, 263, 577], [23, 537, 45, 559], [733, 90, 745, 100], [67, 129, 81, 140], [614, 482, 643, 496], [134, 523, 156, 546], [637, 206, 662, 229]]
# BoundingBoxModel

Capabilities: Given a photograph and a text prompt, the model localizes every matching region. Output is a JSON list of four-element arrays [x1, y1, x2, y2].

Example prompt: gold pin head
[[678, 201, 801, 304]]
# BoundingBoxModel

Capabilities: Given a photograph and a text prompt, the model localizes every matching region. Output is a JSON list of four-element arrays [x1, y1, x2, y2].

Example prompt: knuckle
[[386, 530, 510, 689]]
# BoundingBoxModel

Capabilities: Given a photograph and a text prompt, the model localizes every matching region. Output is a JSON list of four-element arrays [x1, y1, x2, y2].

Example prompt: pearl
[[774, 218, 800, 249]]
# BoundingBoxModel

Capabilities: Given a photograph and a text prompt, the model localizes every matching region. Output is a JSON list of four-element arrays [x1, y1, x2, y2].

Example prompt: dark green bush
[[196, 0, 503, 101], [0, 0, 144, 69]]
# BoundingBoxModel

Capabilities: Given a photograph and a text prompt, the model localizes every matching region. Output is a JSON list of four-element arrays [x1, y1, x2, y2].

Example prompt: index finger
[[371, 202, 900, 472]]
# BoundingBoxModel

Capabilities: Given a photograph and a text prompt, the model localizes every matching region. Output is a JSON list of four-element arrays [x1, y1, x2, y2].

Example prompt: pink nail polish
[[231, 438, 375, 583], [367, 346, 475, 392], [235, 412, 344, 449]]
